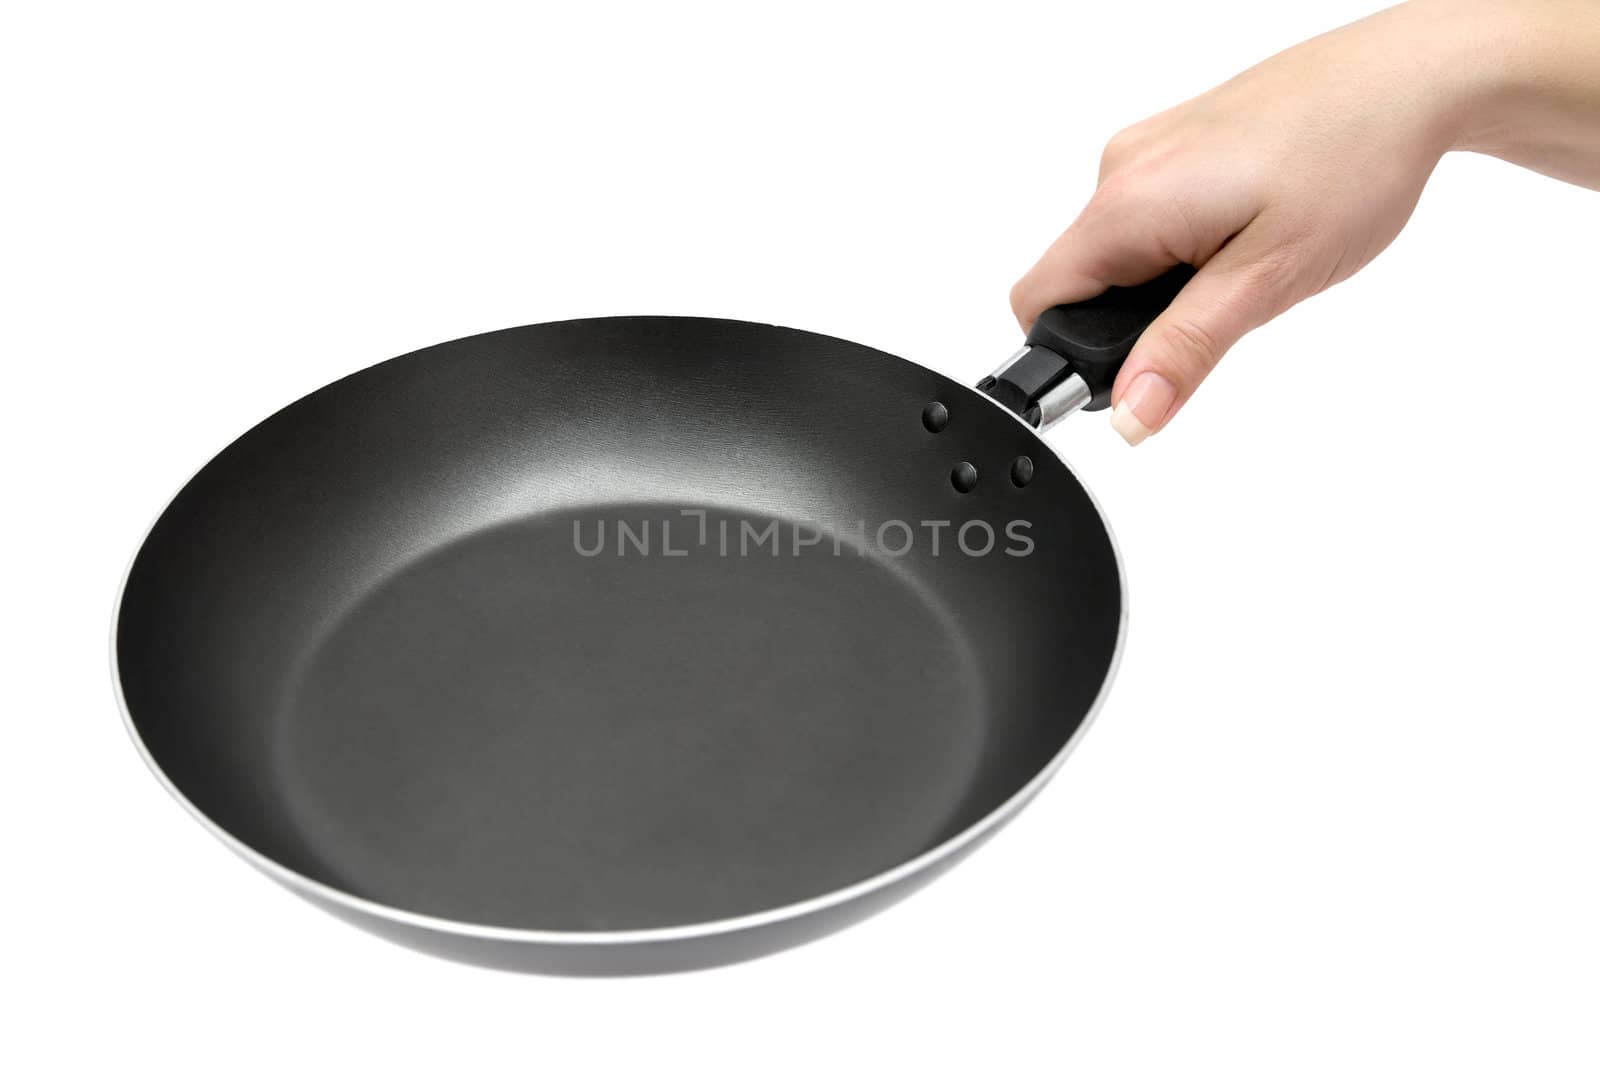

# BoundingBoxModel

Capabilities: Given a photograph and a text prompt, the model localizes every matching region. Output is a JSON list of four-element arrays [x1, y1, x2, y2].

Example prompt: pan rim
[[109, 320, 1129, 948]]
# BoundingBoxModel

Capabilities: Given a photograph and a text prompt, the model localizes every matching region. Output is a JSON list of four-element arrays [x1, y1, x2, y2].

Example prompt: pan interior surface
[[117, 317, 1121, 934], [281, 505, 985, 929]]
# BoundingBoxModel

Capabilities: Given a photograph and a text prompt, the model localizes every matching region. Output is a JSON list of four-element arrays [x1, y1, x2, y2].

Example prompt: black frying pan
[[114, 267, 1192, 975]]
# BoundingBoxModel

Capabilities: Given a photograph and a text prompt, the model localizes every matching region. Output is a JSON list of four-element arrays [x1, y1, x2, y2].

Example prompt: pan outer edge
[[108, 328, 1129, 952]]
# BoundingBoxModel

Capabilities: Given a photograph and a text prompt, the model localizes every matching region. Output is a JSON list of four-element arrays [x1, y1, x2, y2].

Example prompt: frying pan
[[114, 266, 1193, 975]]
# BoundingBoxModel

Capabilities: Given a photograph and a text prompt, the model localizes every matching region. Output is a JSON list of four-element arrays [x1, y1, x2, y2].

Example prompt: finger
[[1009, 194, 1191, 332], [1108, 223, 1304, 446]]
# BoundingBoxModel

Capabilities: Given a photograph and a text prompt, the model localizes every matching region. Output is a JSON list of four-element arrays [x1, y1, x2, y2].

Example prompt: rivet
[[921, 401, 949, 434], [1010, 456, 1035, 488], [951, 462, 978, 493]]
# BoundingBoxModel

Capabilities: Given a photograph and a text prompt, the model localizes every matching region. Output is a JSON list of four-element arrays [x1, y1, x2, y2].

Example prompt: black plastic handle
[[1025, 263, 1194, 412]]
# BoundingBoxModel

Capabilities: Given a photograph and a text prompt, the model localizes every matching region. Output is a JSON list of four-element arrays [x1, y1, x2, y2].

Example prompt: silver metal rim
[[109, 356, 1129, 948]]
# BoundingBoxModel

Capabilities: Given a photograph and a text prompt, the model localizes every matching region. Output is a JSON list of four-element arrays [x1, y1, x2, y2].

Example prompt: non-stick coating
[[115, 317, 1121, 964]]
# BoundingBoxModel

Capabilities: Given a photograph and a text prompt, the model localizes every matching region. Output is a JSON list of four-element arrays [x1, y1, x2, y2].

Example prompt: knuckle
[[1098, 126, 1140, 171], [1091, 166, 1142, 206], [1092, 152, 1176, 216], [1084, 171, 1152, 231], [1008, 278, 1034, 325], [1102, 115, 1160, 160]]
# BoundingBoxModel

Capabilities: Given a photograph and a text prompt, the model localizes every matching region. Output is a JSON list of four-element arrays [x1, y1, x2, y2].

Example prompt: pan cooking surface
[[281, 505, 987, 928], [117, 317, 1120, 943]]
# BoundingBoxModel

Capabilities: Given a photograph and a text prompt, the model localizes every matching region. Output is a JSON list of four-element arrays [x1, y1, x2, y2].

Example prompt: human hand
[[1011, 0, 1600, 445]]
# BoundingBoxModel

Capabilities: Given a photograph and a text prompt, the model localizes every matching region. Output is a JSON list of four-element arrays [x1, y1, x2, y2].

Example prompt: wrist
[[1381, 0, 1518, 157], [1417, 0, 1591, 159]]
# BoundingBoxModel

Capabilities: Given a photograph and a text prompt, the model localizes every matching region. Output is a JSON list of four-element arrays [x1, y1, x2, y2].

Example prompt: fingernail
[[1110, 372, 1176, 446]]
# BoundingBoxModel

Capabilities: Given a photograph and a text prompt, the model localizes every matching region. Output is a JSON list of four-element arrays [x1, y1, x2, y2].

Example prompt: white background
[[5, 1, 1597, 1063]]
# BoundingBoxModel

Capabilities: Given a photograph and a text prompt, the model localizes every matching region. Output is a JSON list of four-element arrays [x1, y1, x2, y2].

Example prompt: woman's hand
[[1011, 0, 1600, 445]]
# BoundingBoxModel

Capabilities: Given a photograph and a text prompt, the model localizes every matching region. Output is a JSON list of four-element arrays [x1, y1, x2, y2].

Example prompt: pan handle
[[977, 264, 1195, 431]]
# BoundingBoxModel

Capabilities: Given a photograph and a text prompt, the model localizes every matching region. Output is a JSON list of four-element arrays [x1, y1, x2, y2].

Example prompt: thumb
[[1109, 227, 1300, 446]]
